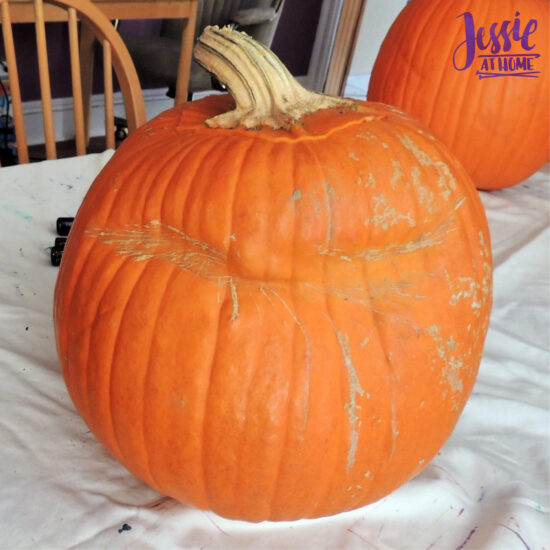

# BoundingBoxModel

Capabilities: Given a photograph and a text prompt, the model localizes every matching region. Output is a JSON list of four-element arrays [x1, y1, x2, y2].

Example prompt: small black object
[[55, 237, 67, 250], [114, 116, 129, 141], [0, 147, 17, 166], [55, 237, 67, 249], [118, 523, 132, 534], [115, 126, 129, 140], [50, 245, 63, 266], [56, 217, 74, 236]]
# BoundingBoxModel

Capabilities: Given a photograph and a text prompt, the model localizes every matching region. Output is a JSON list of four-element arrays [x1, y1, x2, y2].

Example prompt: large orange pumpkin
[[368, 0, 549, 190], [54, 27, 492, 521]]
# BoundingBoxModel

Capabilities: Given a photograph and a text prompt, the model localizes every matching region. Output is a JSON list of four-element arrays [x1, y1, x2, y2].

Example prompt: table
[[5, 0, 198, 105], [0, 152, 548, 548]]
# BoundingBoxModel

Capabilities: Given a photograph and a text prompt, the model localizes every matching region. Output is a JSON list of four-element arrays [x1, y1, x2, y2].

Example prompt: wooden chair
[[0, 0, 146, 165]]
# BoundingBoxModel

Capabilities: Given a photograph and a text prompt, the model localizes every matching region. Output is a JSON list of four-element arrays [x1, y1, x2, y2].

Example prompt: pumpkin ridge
[[194, 135, 248, 252], [197, 270, 230, 513], [399, 0, 443, 113], [224, 136, 260, 280], [441, 0, 480, 164], [221, 286, 291, 520], [62, 235, 143, 461], [489, 52, 549, 184], [198, 137, 260, 516], [200, 256, 257, 514], [353, 265, 401, 485], [82, 256, 131, 458], [139, 264, 182, 492], [109, 136, 189, 217], [336, 325, 366, 472], [263, 286, 309, 517], [301, 135, 393, 480], [291, 139, 346, 517], [267, 143, 308, 516], [59, 134, 194, 339], [171, 135, 234, 240], [151, 135, 223, 231], [313, 139, 363, 513], [104, 256, 151, 463], [422, 0, 467, 133], [110, 260, 171, 474], [77, 245, 146, 430], [321, 299, 360, 512]]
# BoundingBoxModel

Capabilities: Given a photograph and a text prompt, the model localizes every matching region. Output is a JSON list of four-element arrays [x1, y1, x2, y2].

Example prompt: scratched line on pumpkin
[[336, 329, 366, 471], [89, 219, 454, 289], [90, 224, 431, 335], [318, 218, 457, 262], [265, 287, 312, 434], [88, 220, 434, 334], [398, 134, 457, 201], [87, 219, 448, 355], [90, 220, 228, 279]]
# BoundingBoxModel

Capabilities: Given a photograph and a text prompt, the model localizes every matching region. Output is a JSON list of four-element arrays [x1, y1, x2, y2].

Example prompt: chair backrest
[[0, 0, 146, 165]]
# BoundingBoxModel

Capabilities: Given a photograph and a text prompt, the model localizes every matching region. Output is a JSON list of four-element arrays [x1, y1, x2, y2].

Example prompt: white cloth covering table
[[0, 152, 548, 549]]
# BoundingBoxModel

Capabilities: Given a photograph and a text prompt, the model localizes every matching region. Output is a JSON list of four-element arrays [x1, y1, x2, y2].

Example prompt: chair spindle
[[33, 0, 56, 159], [0, 0, 29, 164], [68, 7, 86, 155], [103, 40, 114, 150]]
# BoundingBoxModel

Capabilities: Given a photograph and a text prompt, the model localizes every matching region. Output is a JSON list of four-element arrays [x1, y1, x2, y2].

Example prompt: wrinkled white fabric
[[0, 153, 548, 550]]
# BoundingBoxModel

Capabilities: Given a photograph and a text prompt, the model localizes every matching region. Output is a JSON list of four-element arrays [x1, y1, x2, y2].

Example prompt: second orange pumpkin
[[368, 0, 549, 190]]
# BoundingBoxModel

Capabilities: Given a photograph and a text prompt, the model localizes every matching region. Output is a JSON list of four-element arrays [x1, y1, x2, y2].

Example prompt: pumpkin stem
[[194, 26, 355, 130]]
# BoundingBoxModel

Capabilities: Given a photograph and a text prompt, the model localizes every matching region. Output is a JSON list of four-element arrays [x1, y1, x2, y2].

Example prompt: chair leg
[[174, 1, 198, 105]]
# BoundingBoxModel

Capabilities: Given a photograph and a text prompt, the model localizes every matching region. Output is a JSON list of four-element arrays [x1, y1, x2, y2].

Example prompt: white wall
[[349, 0, 407, 76]]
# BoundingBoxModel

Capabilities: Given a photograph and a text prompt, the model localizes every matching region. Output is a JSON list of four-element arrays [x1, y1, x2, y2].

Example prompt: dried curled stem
[[194, 25, 355, 130]]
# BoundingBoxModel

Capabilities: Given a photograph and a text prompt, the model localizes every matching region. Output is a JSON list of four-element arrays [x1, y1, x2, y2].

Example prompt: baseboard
[[20, 82, 312, 147], [22, 88, 174, 146]]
